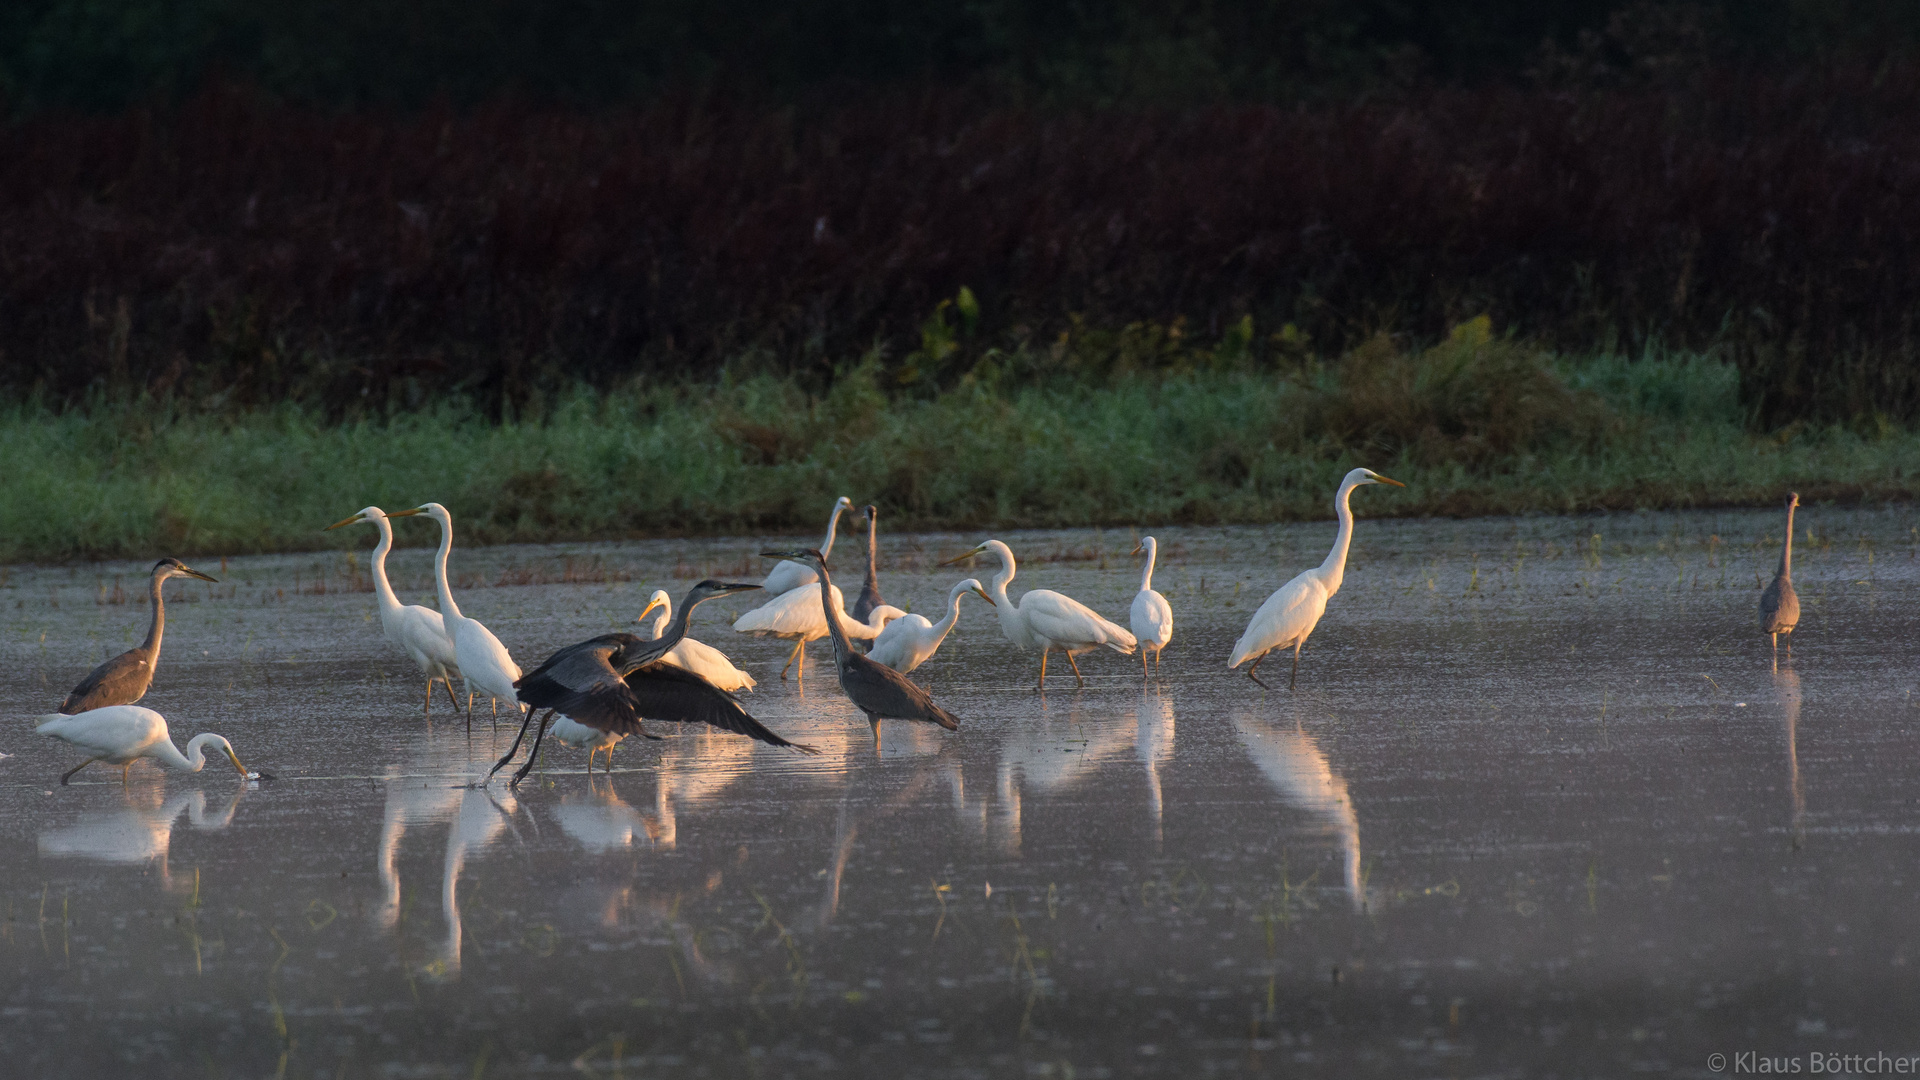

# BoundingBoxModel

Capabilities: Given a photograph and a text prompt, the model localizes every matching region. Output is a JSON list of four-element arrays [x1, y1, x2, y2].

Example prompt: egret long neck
[[815, 565, 855, 666], [1780, 501, 1796, 579], [934, 583, 968, 635], [431, 515, 462, 621], [370, 516, 402, 613], [820, 505, 847, 558], [141, 569, 168, 667], [154, 734, 207, 772], [1137, 539, 1157, 593], [650, 604, 671, 640], [1316, 478, 1363, 596]]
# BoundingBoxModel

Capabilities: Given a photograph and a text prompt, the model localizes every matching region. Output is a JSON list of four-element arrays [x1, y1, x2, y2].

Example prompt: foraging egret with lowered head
[[387, 503, 523, 727], [850, 504, 886, 622], [60, 558, 219, 714], [1761, 492, 1801, 659], [760, 496, 854, 596], [36, 706, 268, 786], [327, 506, 463, 716], [491, 580, 803, 785], [1228, 467, 1404, 689], [866, 578, 993, 674], [939, 540, 1135, 689], [637, 589, 757, 692], [1130, 537, 1173, 679], [760, 548, 961, 744], [732, 580, 905, 684]]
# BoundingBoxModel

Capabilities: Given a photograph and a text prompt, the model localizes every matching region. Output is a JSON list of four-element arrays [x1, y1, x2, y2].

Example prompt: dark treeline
[[5, 0, 1916, 110]]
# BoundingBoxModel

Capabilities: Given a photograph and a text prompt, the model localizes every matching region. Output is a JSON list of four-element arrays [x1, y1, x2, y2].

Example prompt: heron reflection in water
[[1774, 665, 1806, 848], [1232, 712, 1368, 912], [39, 784, 244, 890]]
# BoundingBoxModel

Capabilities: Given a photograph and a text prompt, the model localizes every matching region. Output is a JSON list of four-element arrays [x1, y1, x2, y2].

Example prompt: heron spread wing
[[515, 636, 632, 712], [625, 662, 817, 750], [62, 651, 154, 713], [841, 653, 960, 730]]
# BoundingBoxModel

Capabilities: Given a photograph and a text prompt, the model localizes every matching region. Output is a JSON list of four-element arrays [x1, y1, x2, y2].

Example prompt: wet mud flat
[[3, 507, 1919, 1077]]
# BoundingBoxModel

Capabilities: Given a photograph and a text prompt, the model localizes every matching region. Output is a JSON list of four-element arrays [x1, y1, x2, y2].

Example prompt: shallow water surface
[[4, 508, 1920, 1077]]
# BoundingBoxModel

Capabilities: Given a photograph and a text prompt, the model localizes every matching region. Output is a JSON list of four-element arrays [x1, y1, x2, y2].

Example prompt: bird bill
[[937, 545, 988, 566], [323, 513, 366, 530]]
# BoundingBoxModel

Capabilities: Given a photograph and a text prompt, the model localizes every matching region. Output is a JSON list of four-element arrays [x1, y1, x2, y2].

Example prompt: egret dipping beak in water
[[37, 706, 270, 785], [60, 558, 218, 714], [1129, 536, 1174, 680], [388, 503, 524, 729], [327, 506, 464, 717], [1228, 467, 1404, 689], [939, 539, 1135, 690]]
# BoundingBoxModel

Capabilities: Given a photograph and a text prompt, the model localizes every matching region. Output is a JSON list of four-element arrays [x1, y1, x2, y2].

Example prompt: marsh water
[[4, 507, 1920, 1077]]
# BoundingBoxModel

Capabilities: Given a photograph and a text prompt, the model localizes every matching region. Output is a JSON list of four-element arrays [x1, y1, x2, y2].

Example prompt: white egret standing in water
[[1129, 536, 1173, 680], [36, 706, 267, 785], [940, 539, 1135, 689], [1228, 467, 1403, 689], [389, 503, 524, 728], [759, 496, 854, 596], [866, 578, 994, 674], [638, 589, 758, 691], [732, 578, 904, 683], [327, 506, 463, 716]]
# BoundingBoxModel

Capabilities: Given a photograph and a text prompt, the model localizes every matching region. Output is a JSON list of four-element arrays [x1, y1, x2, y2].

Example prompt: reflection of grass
[[9, 343, 1920, 562]]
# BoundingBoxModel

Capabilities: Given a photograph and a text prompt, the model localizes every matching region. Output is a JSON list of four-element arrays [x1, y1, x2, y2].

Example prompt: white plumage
[[1129, 536, 1174, 679], [328, 505, 463, 716], [759, 496, 854, 596], [36, 706, 257, 784], [393, 503, 525, 723], [940, 539, 1135, 689], [1228, 467, 1403, 689], [732, 581, 904, 682], [550, 714, 625, 771], [866, 578, 992, 674], [639, 589, 757, 692]]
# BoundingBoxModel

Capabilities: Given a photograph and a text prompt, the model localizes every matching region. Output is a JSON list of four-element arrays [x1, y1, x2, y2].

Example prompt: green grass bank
[[7, 328, 1919, 563]]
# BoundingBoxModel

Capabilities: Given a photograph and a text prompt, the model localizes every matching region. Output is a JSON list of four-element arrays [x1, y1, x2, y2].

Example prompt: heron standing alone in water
[[1761, 492, 1801, 659], [60, 558, 219, 714]]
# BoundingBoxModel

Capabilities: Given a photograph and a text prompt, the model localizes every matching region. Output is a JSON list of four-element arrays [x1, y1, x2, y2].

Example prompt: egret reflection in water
[[373, 764, 518, 979], [38, 784, 244, 888], [1232, 712, 1366, 911]]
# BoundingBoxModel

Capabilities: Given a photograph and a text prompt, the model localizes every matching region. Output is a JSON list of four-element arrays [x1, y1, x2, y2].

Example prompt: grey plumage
[[60, 558, 219, 714], [763, 547, 960, 741], [850, 505, 886, 623], [1760, 492, 1801, 654], [490, 580, 809, 784]]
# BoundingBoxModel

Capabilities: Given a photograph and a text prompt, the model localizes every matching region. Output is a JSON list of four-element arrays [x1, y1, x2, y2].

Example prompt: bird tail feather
[[928, 703, 961, 731]]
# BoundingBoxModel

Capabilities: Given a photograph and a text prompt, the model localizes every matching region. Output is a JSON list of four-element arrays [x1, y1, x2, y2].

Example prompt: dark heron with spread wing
[[1761, 492, 1801, 659], [761, 547, 961, 746], [850, 504, 886, 623], [488, 580, 814, 785], [61, 558, 220, 714]]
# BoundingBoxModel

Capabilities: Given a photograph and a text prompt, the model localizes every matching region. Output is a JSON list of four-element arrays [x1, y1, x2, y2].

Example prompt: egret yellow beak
[[324, 512, 364, 531], [973, 586, 995, 607], [1130, 543, 1143, 556], [386, 507, 425, 517], [635, 596, 667, 623], [1374, 474, 1407, 488], [224, 748, 249, 778], [938, 546, 986, 567]]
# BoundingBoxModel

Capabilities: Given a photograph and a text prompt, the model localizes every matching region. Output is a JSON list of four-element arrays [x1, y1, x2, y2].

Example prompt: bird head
[[154, 557, 219, 584], [1788, 491, 1800, 509], [1131, 535, 1157, 558], [386, 502, 449, 523], [834, 496, 854, 512], [324, 506, 386, 531], [635, 590, 672, 626], [864, 504, 880, 525], [761, 547, 825, 567], [683, 579, 765, 605], [1344, 467, 1406, 489], [937, 541, 997, 567], [960, 578, 996, 606]]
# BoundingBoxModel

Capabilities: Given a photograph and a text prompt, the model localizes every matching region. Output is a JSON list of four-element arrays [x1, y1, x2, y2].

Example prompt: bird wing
[[1021, 590, 1137, 652], [1131, 590, 1174, 648], [454, 618, 523, 700], [1229, 573, 1327, 666], [36, 706, 166, 759], [732, 583, 838, 636], [394, 604, 460, 668], [624, 662, 817, 750], [61, 649, 154, 713], [866, 614, 934, 670], [841, 654, 960, 730], [760, 560, 819, 597], [514, 637, 631, 716]]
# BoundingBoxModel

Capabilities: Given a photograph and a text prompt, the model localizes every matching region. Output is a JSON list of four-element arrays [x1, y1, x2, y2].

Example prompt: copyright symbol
[[1708, 1054, 1727, 1072]]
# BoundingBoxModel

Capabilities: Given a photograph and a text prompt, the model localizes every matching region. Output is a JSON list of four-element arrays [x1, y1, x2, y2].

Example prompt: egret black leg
[[60, 758, 98, 786], [1067, 651, 1085, 687], [510, 711, 556, 787], [488, 709, 549, 781], [1246, 656, 1271, 690], [1287, 642, 1302, 690]]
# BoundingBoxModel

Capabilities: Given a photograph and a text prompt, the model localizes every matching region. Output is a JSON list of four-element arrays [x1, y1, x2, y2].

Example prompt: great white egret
[[850, 504, 886, 622], [1129, 536, 1174, 680], [60, 558, 219, 713], [939, 539, 1136, 689], [492, 581, 804, 785], [388, 503, 523, 728], [760, 496, 854, 596], [638, 589, 757, 692], [550, 715, 624, 772], [1761, 492, 1801, 658], [760, 548, 960, 744], [866, 578, 993, 674], [732, 580, 904, 683], [1228, 467, 1404, 689], [36, 706, 267, 785], [327, 506, 464, 716]]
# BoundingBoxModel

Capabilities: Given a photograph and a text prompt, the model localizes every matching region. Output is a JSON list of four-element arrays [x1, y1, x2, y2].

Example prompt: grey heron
[[60, 558, 218, 714], [850, 504, 886, 623], [1227, 467, 1404, 689], [760, 548, 961, 745], [1761, 492, 1801, 660]]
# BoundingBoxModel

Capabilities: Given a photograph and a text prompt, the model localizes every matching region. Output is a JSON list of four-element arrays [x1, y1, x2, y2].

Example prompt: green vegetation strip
[[7, 334, 1918, 563]]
